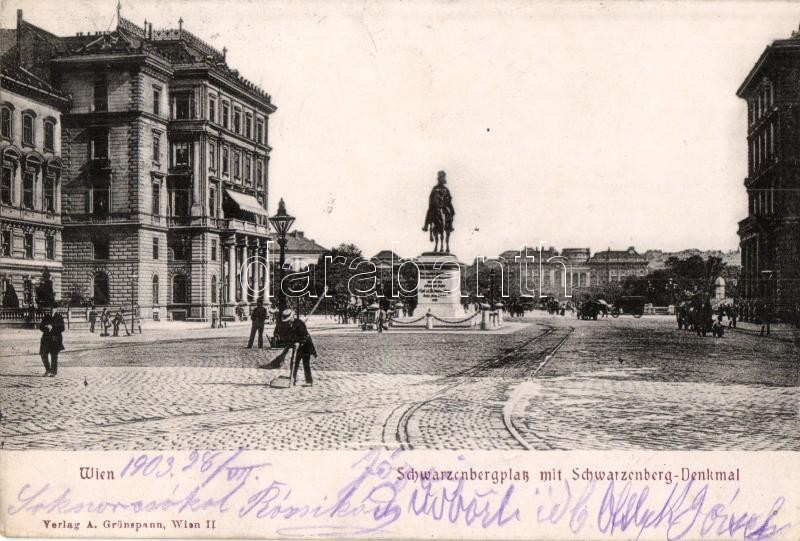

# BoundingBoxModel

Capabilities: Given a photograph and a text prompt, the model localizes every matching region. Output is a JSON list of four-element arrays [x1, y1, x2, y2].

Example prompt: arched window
[[93, 271, 110, 305], [0, 105, 12, 138], [44, 119, 56, 151], [211, 275, 217, 304], [22, 111, 35, 146], [172, 274, 188, 304], [152, 275, 159, 305]]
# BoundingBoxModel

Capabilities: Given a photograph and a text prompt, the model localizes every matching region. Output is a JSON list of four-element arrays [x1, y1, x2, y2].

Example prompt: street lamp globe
[[269, 198, 295, 238]]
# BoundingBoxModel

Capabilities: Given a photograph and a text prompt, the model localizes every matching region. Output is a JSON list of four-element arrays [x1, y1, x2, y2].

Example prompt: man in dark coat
[[88, 305, 97, 333], [247, 297, 268, 348], [39, 306, 65, 377], [283, 308, 317, 386]]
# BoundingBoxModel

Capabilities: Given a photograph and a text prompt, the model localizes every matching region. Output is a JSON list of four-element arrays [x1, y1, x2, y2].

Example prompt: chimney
[[16, 10, 22, 66], [223, 46, 227, 60], [148, 22, 153, 40]]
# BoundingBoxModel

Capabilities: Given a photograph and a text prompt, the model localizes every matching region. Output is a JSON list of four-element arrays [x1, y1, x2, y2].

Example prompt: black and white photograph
[[0, 1, 798, 539]]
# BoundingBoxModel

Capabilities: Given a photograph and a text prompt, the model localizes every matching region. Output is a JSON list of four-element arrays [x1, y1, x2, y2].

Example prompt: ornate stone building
[[8, 10, 276, 320], [495, 245, 648, 299], [0, 19, 69, 307], [737, 26, 800, 316]]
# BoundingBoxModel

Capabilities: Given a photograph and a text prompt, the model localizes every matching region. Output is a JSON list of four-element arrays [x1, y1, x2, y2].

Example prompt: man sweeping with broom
[[280, 308, 317, 386]]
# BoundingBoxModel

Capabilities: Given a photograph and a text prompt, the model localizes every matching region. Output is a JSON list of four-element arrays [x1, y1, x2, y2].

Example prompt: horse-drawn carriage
[[611, 296, 645, 318], [578, 300, 603, 320]]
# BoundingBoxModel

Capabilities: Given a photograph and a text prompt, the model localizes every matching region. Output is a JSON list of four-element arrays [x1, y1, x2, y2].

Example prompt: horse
[[427, 206, 452, 253]]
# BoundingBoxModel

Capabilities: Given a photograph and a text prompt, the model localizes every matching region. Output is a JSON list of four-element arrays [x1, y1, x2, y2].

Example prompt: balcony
[[0, 205, 61, 226], [168, 164, 192, 177], [220, 218, 269, 236], [90, 157, 111, 172]]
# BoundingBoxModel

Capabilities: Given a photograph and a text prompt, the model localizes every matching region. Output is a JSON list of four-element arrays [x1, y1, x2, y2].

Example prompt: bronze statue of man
[[422, 170, 455, 253]]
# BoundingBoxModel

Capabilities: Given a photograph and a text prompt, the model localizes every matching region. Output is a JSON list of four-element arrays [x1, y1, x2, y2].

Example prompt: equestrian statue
[[422, 170, 456, 253]]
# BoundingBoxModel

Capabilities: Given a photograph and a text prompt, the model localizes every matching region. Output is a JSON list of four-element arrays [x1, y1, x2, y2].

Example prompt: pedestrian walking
[[759, 302, 772, 336], [729, 303, 738, 328], [247, 297, 268, 348], [283, 308, 316, 386], [88, 304, 97, 333], [39, 306, 65, 377], [376, 307, 388, 333], [99, 307, 110, 336]]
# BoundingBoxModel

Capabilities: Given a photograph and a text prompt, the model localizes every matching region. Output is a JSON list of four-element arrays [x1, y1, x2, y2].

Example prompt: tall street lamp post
[[268, 198, 295, 314]]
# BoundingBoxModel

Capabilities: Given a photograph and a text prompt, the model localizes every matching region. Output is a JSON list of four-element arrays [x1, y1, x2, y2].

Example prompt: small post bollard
[[480, 303, 490, 330], [426, 310, 434, 330]]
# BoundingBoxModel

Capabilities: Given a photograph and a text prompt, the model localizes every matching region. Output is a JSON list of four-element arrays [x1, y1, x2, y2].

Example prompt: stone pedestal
[[392, 252, 478, 329], [415, 252, 464, 319]]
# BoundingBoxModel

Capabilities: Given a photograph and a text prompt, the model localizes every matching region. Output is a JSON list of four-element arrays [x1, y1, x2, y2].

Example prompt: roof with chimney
[[588, 247, 647, 264], [2, 10, 274, 110], [737, 23, 800, 97], [284, 231, 327, 255], [0, 28, 69, 106]]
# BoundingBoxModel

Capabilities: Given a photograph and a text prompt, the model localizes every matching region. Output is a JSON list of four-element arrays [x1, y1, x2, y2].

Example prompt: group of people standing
[[88, 306, 141, 337]]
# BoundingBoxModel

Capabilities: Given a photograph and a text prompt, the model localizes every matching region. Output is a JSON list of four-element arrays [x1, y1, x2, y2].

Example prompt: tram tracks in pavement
[[383, 324, 574, 450]]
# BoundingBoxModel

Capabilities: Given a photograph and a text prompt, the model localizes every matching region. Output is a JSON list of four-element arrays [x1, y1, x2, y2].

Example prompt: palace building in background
[[737, 25, 800, 316], [2, 9, 278, 320]]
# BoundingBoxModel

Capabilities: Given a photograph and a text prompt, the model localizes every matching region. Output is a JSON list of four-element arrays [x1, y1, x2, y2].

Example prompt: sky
[[4, 0, 799, 260]]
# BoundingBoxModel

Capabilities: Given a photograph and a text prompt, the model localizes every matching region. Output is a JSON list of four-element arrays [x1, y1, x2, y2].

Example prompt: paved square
[[1, 315, 797, 450]]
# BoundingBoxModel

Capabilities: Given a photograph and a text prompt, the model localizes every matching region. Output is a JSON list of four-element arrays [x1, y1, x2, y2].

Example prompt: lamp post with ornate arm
[[268, 198, 295, 314]]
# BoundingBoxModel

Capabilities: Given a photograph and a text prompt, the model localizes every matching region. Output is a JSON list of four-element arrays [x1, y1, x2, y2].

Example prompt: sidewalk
[[727, 319, 799, 343]]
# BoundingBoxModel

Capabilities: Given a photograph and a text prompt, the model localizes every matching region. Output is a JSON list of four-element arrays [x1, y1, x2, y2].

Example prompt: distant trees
[[35, 267, 56, 308]]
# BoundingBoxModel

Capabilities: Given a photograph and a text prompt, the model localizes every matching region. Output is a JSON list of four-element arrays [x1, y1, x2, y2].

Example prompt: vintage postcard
[[0, 0, 798, 539]]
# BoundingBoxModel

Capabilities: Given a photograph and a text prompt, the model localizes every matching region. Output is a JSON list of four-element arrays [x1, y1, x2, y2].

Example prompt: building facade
[[0, 33, 69, 307], [8, 10, 276, 320], [737, 27, 800, 316], [495, 245, 648, 299]]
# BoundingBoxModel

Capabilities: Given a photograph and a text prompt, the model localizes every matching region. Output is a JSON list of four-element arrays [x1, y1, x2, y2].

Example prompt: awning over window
[[225, 189, 269, 217]]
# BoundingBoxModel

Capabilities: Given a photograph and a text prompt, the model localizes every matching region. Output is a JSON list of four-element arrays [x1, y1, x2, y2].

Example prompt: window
[[91, 129, 109, 159], [174, 93, 193, 119], [209, 96, 217, 123], [173, 141, 191, 167], [152, 182, 160, 215], [44, 120, 55, 151], [153, 87, 161, 115], [222, 101, 230, 129], [24, 233, 33, 259], [1, 230, 10, 256], [1, 167, 11, 205], [244, 155, 251, 183], [256, 118, 263, 144], [22, 113, 34, 146], [172, 236, 190, 261], [209, 187, 217, 217], [256, 159, 263, 187], [152, 132, 161, 163], [94, 271, 110, 305], [171, 189, 190, 217], [152, 275, 159, 305], [211, 239, 217, 261], [22, 172, 34, 209], [245, 113, 252, 139], [0, 105, 11, 138], [93, 240, 109, 260], [152, 237, 159, 259], [233, 150, 241, 178], [172, 273, 188, 303], [93, 186, 110, 217], [211, 275, 217, 304], [94, 78, 108, 112], [209, 143, 216, 171], [44, 177, 55, 212], [45, 236, 55, 260], [222, 147, 229, 175], [233, 107, 241, 133]]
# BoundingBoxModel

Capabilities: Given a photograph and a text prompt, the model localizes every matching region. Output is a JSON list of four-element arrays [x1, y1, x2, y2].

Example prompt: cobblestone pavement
[[0, 314, 796, 450]]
